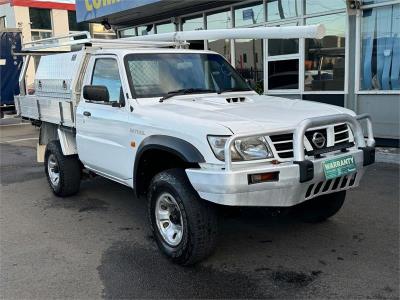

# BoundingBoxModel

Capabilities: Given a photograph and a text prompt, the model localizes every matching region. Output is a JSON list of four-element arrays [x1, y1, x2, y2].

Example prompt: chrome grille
[[269, 133, 293, 159], [334, 123, 353, 146], [305, 173, 358, 200], [270, 124, 354, 160]]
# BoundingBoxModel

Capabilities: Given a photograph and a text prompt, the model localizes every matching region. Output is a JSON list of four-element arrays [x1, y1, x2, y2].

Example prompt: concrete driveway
[[1, 118, 399, 299]]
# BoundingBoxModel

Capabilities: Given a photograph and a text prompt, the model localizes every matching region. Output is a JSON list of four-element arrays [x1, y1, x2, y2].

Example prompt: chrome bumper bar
[[223, 113, 375, 173]]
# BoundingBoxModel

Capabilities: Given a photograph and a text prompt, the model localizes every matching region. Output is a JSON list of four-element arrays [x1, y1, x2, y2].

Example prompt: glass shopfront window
[[305, 0, 346, 15], [182, 15, 205, 50], [119, 28, 136, 38], [234, 1, 264, 27], [156, 22, 175, 34], [207, 11, 232, 60], [265, 23, 299, 92], [137, 25, 154, 36], [305, 13, 346, 91], [207, 11, 231, 30], [360, 4, 400, 91], [235, 39, 264, 93], [182, 15, 204, 31], [31, 31, 52, 41], [363, 0, 394, 4], [268, 38, 298, 56], [29, 8, 51, 30], [267, 0, 301, 22], [68, 11, 89, 32], [30, 8, 52, 41]]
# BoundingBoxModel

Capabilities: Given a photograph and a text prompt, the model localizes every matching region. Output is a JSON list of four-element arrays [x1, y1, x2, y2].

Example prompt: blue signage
[[76, 0, 161, 23], [242, 8, 254, 21]]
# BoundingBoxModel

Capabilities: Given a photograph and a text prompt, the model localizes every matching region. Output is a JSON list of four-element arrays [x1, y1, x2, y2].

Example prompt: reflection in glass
[[234, 1, 264, 27], [267, 0, 300, 22], [125, 53, 250, 98], [31, 31, 52, 41], [268, 39, 298, 56], [182, 15, 204, 31], [207, 11, 232, 60], [235, 39, 264, 93], [29, 8, 52, 30], [305, 13, 346, 91], [207, 11, 231, 30], [137, 25, 154, 36], [156, 22, 175, 34], [305, 0, 346, 15], [362, 0, 394, 3], [268, 59, 299, 89], [268, 59, 299, 90], [208, 40, 231, 62], [92, 59, 122, 102], [68, 11, 89, 32], [361, 4, 400, 90], [119, 28, 136, 38], [182, 15, 205, 50]]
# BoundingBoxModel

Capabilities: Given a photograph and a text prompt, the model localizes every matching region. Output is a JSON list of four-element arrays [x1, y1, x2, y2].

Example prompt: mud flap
[[37, 143, 46, 163]]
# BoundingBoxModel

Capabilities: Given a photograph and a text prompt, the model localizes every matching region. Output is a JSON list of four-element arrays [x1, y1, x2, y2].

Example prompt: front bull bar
[[224, 114, 375, 182]]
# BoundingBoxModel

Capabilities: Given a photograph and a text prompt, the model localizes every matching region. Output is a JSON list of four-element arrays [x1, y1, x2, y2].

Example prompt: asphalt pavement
[[1, 117, 399, 299]]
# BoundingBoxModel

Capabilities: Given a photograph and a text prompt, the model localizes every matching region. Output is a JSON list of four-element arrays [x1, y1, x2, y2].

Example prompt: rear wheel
[[148, 169, 218, 265], [44, 141, 81, 197], [291, 191, 346, 223]]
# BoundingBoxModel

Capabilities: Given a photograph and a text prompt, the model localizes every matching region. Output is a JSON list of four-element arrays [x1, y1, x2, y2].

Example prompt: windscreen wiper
[[217, 87, 252, 94], [159, 88, 216, 102]]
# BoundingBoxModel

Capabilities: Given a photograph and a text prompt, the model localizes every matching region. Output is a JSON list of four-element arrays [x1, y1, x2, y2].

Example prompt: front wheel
[[291, 191, 346, 223], [148, 169, 218, 265]]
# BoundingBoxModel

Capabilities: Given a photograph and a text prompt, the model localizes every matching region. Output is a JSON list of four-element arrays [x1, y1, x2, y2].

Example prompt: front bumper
[[186, 113, 375, 207], [186, 148, 370, 207]]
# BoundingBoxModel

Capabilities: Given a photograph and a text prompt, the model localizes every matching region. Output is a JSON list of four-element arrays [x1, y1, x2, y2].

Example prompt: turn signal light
[[248, 172, 279, 184]]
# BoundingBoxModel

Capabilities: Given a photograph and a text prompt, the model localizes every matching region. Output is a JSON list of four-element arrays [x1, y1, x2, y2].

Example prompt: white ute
[[16, 26, 375, 265]]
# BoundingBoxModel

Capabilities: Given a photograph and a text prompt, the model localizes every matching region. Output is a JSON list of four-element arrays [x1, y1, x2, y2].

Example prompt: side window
[[91, 58, 122, 102]]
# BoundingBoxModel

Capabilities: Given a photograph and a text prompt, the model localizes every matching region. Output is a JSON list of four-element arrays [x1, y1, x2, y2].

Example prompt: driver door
[[76, 55, 132, 180]]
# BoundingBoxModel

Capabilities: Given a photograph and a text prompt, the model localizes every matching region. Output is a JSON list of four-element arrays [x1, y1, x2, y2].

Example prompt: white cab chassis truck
[[16, 28, 375, 265]]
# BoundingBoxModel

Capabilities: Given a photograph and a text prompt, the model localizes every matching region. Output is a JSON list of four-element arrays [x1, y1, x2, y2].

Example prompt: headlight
[[207, 135, 274, 161]]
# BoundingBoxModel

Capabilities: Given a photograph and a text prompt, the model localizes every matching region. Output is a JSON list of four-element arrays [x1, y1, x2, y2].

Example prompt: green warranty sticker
[[323, 155, 356, 180]]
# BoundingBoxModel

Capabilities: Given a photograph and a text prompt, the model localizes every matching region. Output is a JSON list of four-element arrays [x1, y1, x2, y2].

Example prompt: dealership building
[[8, 0, 400, 144], [0, 0, 115, 87]]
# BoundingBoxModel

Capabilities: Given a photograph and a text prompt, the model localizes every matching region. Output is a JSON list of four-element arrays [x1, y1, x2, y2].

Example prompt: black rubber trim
[[305, 141, 355, 156], [359, 146, 375, 166], [133, 135, 205, 189], [293, 160, 314, 183]]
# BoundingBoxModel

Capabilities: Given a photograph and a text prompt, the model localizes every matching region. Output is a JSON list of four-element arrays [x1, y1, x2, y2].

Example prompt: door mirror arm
[[111, 102, 123, 108], [119, 86, 126, 107]]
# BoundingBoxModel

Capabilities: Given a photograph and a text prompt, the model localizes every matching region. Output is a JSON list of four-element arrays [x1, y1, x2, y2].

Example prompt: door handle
[[83, 111, 91, 117]]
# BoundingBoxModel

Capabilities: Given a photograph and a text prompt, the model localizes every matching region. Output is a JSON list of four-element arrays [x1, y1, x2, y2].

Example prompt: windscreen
[[124, 53, 250, 98]]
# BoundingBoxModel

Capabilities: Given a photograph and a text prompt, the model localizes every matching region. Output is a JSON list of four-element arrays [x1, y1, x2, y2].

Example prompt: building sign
[[76, 0, 161, 23], [242, 8, 254, 21]]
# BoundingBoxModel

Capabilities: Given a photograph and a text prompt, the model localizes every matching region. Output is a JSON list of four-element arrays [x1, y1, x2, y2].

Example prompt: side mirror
[[83, 85, 109, 103]]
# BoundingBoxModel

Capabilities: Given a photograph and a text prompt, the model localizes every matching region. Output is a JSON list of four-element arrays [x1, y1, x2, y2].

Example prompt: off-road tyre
[[291, 191, 346, 223], [44, 141, 81, 197], [148, 168, 218, 265]]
